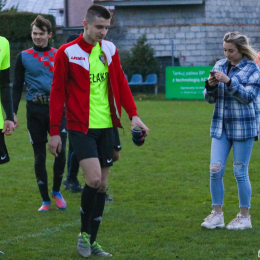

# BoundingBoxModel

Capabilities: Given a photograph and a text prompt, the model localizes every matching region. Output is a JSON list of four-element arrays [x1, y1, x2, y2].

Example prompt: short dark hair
[[31, 15, 52, 34], [85, 5, 111, 24], [67, 34, 80, 43]]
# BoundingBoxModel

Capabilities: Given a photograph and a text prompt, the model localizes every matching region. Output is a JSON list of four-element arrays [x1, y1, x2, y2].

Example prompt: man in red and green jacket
[[49, 4, 149, 258]]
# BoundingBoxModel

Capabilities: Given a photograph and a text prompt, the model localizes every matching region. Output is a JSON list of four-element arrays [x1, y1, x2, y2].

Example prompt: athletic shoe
[[77, 232, 91, 257], [91, 241, 112, 257], [51, 190, 67, 209], [63, 178, 83, 193], [63, 178, 69, 188], [201, 210, 225, 229], [226, 213, 252, 230], [38, 201, 50, 212], [105, 193, 113, 201]]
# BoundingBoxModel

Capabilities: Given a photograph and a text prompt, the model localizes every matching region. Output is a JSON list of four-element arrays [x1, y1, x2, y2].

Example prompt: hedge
[[0, 11, 56, 42]]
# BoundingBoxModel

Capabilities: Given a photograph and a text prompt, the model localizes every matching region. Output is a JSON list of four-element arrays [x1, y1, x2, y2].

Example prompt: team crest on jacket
[[99, 55, 106, 66]]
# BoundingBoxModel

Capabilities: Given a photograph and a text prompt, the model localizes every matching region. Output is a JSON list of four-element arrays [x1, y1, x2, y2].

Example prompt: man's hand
[[14, 113, 19, 129], [2, 120, 14, 136], [48, 135, 62, 157], [131, 116, 150, 137]]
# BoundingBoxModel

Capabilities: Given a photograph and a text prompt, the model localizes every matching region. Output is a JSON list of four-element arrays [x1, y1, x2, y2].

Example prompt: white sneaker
[[201, 210, 225, 229], [226, 213, 252, 230]]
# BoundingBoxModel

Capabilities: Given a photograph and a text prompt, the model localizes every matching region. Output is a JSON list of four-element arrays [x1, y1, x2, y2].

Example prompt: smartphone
[[210, 70, 215, 77]]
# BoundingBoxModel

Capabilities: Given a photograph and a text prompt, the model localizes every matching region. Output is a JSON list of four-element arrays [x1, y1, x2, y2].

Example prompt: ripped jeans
[[210, 128, 254, 208]]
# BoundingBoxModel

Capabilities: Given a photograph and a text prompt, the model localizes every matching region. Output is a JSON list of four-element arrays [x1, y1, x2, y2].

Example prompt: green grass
[[1, 98, 260, 259]]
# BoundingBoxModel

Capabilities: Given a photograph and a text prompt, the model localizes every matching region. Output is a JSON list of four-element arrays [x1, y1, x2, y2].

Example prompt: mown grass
[[1, 97, 260, 259]]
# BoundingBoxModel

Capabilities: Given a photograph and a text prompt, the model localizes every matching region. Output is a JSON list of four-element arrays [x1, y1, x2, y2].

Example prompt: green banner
[[166, 66, 213, 99]]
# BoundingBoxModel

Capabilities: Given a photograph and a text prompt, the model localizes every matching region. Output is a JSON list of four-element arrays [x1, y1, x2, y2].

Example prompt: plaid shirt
[[204, 57, 260, 140]]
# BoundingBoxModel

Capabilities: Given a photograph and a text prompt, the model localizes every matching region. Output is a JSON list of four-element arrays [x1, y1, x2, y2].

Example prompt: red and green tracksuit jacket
[[50, 33, 137, 136]]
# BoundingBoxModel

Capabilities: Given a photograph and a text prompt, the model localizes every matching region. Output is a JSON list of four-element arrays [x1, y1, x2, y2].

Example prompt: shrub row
[[0, 11, 56, 41]]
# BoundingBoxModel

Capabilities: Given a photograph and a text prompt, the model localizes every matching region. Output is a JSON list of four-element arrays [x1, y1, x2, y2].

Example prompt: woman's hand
[[208, 75, 219, 86], [214, 71, 230, 84]]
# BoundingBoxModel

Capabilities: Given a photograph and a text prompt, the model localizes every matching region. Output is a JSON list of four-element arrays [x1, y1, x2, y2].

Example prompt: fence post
[[171, 40, 174, 66], [154, 85, 158, 95]]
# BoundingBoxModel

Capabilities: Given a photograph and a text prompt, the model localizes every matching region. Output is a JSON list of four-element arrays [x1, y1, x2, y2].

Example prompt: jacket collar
[[219, 56, 251, 70], [33, 44, 51, 52], [77, 33, 103, 53]]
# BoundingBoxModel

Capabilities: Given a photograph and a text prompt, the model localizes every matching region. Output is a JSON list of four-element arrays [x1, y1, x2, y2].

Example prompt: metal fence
[[9, 41, 168, 94]]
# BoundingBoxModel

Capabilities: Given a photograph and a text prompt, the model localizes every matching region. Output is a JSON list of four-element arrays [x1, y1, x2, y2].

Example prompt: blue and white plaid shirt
[[204, 57, 260, 140]]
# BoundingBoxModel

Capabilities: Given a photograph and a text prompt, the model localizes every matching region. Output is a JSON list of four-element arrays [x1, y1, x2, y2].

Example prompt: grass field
[[1, 96, 260, 259]]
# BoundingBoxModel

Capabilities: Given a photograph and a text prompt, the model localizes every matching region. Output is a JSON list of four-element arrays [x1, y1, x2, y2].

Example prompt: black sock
[[32, 143, 50, 201], [90, 192, 106, 244], [37, 177, 50, 201], [81, 184, 99, 234], [52, 150, 66, 192]]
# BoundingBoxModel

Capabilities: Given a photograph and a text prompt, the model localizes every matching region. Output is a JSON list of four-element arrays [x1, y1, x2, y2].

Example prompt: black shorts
[[0, 131, 9, 164], [68, 128, 114, 168], [26, 101, 67, 145], [113, 127, 122, 151]]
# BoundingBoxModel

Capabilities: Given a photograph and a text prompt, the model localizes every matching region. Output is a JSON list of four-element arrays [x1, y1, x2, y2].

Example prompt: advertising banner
[[166, 66, 213, 99]]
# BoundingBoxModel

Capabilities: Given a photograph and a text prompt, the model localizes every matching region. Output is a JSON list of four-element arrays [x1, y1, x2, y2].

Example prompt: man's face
[[83, 16, 110, 45], [31, 25, 52, 48]]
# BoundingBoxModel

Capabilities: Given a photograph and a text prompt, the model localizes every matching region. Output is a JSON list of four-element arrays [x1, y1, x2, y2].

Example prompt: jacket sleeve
[[49, 47, 68, 136], [114, 50, 138, 118], [203, 83, 219, 104], [13, 52, 25, 114], [0, 68, 14, 121], [226, 65, 260, 104], [203, 63, 221, 104]]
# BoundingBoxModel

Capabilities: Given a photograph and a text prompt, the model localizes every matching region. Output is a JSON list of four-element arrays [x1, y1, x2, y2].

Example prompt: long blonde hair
[[223, 31, 259, 64]]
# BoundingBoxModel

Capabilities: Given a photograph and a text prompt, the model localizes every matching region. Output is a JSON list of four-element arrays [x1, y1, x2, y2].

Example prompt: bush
[[0, 11, 56, 41], [120, 34, 160, 79]]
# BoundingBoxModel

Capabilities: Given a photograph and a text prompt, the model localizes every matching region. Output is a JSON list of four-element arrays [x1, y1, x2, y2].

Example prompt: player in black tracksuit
[[12, 15, 67, 211]]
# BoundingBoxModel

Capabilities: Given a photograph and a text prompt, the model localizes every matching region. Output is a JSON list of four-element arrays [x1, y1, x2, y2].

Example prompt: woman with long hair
[[201, 31, 260, 230]]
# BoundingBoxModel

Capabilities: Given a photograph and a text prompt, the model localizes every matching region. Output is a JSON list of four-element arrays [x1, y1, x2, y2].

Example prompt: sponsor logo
[[1, 155, 6, 160], [90, 72, 108, 83], [107, 159, 112, 163], [37, 181, 44, 185], [80, 207, 84, 214], [28, 131, 34, 144], [94, 216, 102, 221], [117, 145, 121, 149], [71, 56, 85, 60], [99, 55, 106, 65], [61, 129, 67, 133]]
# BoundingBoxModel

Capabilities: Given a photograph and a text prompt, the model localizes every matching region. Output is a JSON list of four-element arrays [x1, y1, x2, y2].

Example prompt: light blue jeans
[[210, 128, 254, 208]]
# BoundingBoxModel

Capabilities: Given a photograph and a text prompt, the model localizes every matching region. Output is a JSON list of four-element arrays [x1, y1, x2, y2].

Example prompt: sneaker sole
[[64, 186, 82, 193], [201, 223, 225, 229], [77, 247, 91, 257], [226, 225, 252, 230], [70, 187, 83, 193], [77, 250, 91, 257]]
